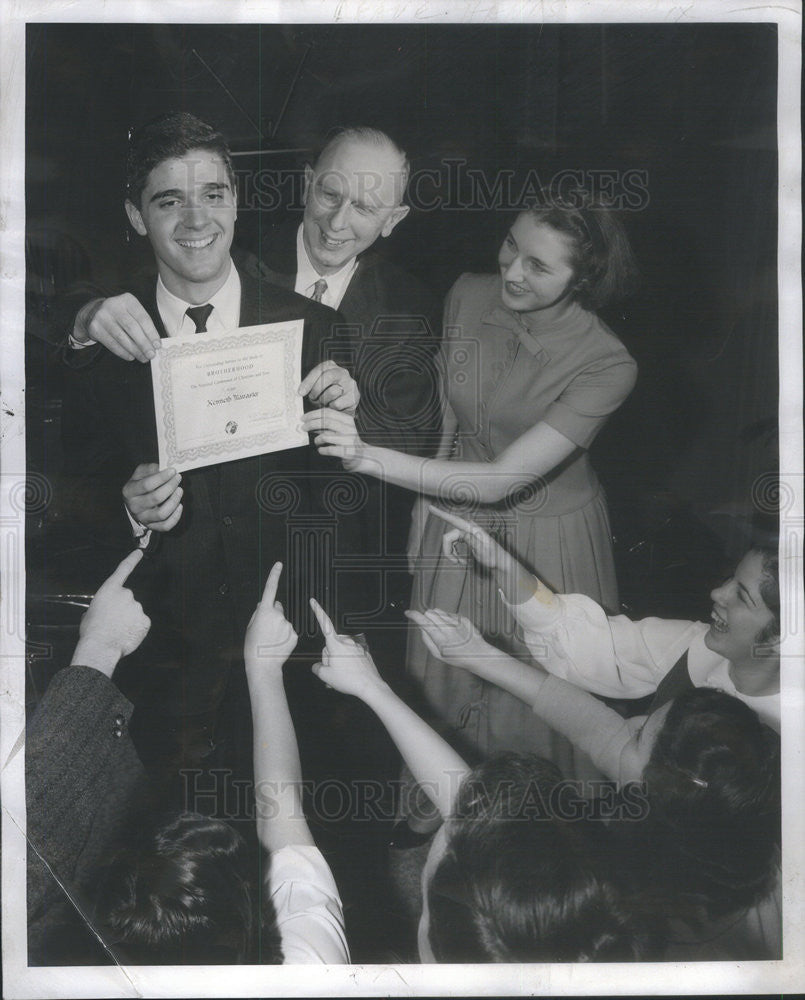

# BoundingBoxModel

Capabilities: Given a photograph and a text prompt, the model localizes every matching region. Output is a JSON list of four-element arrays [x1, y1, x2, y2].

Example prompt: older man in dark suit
[[252, 129, 439, 453], [246, 129, 442, 633]]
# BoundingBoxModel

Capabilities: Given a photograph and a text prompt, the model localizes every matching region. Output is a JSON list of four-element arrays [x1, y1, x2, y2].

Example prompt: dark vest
[[647, 649, 695, 715]]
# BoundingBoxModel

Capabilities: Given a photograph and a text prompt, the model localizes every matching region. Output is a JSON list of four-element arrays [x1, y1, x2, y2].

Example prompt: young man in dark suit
[[61, 113, 360, 796], [68, 125, 442, 659]]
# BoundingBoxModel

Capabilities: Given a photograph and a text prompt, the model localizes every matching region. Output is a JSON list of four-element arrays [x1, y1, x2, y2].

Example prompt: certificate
[[151, 320, 307, 472]]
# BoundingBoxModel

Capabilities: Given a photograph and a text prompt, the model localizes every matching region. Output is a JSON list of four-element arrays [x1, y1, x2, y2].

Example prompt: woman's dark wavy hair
[[427, 753, 656, 963], [519, 185, 639, 311], [95, 812, 281, 964], [617, 688, 780, 923], [126, 112, 236, 208], [752, 545, 780, 644]]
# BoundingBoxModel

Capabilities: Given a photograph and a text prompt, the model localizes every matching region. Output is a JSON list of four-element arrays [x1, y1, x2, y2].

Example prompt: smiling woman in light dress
[[304, 190, 639, 780]]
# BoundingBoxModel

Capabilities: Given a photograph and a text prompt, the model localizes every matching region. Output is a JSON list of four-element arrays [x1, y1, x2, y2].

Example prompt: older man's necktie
[[186, 304, 214, 333], [310, 279, 328, 303]]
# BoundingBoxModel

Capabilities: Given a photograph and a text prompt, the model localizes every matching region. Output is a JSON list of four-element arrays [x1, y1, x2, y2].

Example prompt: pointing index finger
[[109, 548, 144, 585], [261, 561, 283, 606], [428, 506, 478, 533], [309, 597, 336, 641]]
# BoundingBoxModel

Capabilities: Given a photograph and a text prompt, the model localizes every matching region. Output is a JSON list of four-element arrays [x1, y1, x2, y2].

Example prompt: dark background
[[25, 21, 779, 686]]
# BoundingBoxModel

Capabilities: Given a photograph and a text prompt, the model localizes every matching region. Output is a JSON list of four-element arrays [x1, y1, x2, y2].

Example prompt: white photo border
[[2, 1, 802, 996]]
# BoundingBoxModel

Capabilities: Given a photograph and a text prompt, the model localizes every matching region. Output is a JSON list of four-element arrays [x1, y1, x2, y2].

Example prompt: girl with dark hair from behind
[[95, 812, 272, 965], [308, 599, 657, 963], [611, 687, 781, 960], [96, 563, 351, 966], [27, 555, 349, 966], [25, 550, 279, 966], [411, 606, 782, 960], [422, 754, 661, 963]]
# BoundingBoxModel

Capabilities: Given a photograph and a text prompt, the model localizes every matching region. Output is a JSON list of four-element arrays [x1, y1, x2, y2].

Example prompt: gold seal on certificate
[[150, 320, 307, 472]]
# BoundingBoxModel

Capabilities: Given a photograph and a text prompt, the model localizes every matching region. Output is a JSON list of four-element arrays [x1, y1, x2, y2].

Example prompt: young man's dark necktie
[[186, 304, 214, 332]]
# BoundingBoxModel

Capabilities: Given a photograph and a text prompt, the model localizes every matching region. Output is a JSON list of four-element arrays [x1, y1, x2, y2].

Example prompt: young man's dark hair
[[427, 753, 657, 962], [96, 812, 282, 964], [126, 112, 236, 207]]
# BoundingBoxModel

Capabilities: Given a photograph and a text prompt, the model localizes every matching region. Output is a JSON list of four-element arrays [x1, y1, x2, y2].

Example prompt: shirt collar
[[482, 302, 550, 363], [155, 260, 241, 336], [294, 223, 358, 309], [481, 278, 588, 362], [686, 631, 780, 732]]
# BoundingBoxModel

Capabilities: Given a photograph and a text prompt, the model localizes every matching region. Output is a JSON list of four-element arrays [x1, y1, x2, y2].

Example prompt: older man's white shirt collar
[[294, 224, 358, 310], [156, 260, 241, 336]]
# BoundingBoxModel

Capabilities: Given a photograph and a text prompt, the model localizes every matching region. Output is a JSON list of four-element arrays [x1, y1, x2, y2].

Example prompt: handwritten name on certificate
[[151, 321, 307, 472]]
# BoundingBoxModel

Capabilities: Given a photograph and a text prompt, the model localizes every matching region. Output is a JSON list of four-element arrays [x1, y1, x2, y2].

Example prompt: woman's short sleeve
[[542, 352, 637, 449], [266, 844, 350, 964]]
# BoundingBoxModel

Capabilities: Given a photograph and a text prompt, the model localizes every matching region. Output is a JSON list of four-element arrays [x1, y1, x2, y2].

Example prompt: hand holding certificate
[[151, 321, 307, 472]]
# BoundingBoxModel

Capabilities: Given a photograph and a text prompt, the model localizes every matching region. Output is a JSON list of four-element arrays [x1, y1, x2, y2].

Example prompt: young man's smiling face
[[125, 149, 236, 303]]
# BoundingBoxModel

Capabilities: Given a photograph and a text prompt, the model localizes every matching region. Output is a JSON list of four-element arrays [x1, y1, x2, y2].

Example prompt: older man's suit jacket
[[235, 229, 442, 616], [238, 226, 442, 458], [61, 267, 356, 716]]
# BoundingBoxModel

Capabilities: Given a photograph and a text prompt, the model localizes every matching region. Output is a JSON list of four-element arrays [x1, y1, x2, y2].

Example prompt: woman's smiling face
[[705, 551, 777, 664], [498, 213, 577, 312]]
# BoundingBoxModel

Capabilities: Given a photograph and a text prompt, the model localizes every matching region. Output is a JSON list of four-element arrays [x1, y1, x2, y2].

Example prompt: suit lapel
[[258, 222, 299, 286], [131, 275, 168, 339], [262, 267, 294, 292], [339, 257, 375, 337], [239, 269, 261, 326], [239, 267, 291, 326]]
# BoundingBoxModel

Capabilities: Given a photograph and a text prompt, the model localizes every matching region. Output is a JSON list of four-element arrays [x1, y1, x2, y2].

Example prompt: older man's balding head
[[302, 127, 410, 275]]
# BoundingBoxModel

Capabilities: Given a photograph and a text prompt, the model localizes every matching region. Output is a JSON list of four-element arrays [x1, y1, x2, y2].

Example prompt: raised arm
[[408, 607, 643, 784], [70, 548, 152, 676], [70, 293, 162, 363], [407, 403, 459, 572], [303, 299, 636, 505], [302, 408, 578, 505], [417, 510, 697, 702], [406, 608, 550, 705], [309, 599, 470, 818], [27, 551, 151, 940], [243, 562, 314, 851], [426, 505, 552, 607]]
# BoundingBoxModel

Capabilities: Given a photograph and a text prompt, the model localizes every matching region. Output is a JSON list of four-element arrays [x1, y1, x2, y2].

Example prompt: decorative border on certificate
[[151, 320, 307, 472]]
